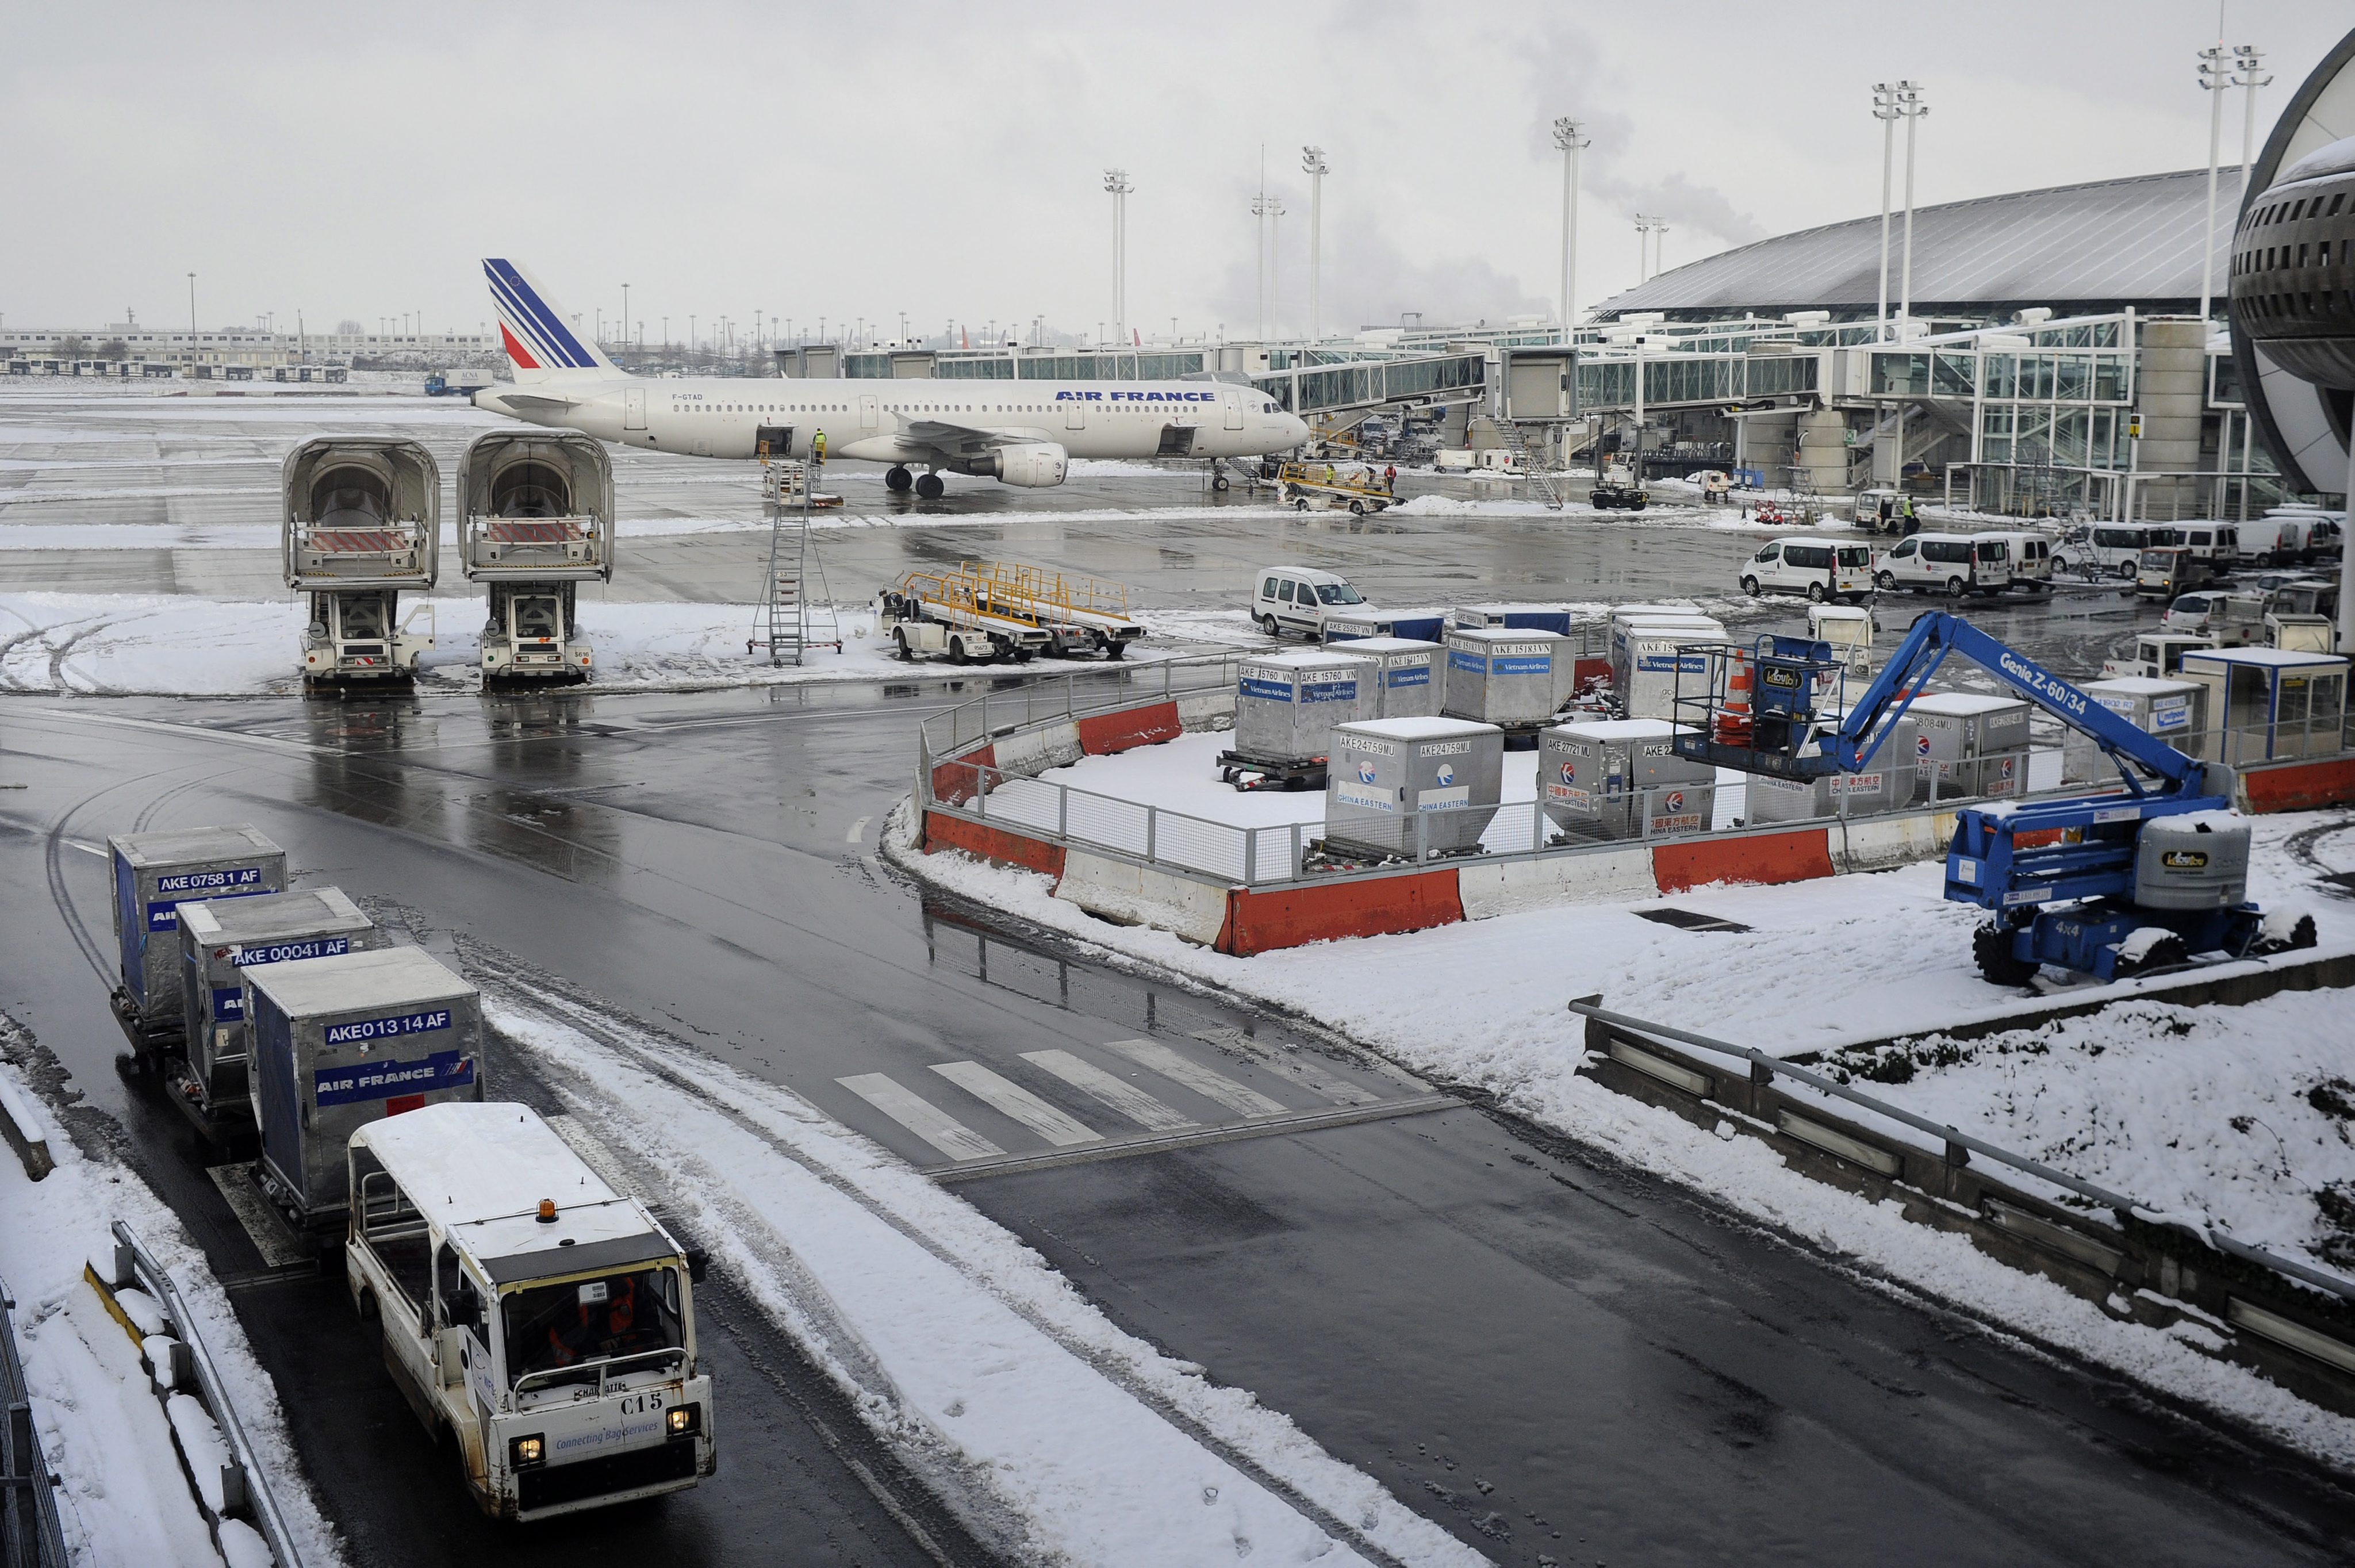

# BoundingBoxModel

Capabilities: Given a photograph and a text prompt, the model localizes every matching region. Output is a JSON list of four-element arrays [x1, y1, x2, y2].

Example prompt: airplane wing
[[902, 417, 1044, 457]]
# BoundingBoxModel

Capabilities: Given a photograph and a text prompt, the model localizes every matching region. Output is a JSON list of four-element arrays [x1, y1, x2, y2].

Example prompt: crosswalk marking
[[930, 1061, 1100, 1147], [1020, 1049, 1197, 1132], [1099, 1037, 1288, 1118], [1188, 1027, 1386, 1107], [836, 1073, 1006, 1160]]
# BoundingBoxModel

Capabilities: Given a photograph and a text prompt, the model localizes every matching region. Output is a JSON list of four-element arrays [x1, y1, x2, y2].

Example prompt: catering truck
[[346, 1102, 716, 1520]]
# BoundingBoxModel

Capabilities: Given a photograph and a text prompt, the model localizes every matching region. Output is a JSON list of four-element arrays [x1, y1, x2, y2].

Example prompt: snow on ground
[[0, 1047, 344, 1567], [890, 803, 2355, 1466], [0, 593, 1234, 697], [478, 982, 1480, 1568], [1815, 991, 2355, 1267]]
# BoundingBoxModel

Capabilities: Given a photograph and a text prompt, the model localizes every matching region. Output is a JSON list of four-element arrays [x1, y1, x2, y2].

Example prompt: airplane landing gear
[[915, 473, 946, 500], [885, 466, 914, 492]]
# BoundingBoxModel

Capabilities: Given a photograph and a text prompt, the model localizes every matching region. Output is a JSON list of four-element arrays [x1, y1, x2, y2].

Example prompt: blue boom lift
[[1674, 612, 2317, 984]]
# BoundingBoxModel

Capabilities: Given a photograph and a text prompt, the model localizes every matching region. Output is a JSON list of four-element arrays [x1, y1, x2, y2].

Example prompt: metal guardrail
[[110, 1222, 302, 1568], [1569, 1000, 2355, 1307], [1, 1274, 67, 1568]]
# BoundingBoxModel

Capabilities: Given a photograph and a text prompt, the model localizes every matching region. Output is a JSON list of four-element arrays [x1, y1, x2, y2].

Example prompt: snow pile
[[0, 1048, 343, 1566], [1820, 992, 2355, 1270], [479, 981, 1480, 1568], [889, 805, 2355, 1463]]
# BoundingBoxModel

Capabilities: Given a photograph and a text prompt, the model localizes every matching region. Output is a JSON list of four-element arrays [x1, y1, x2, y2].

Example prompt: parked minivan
[[1980, 530, 2055, 591], [1738, 536, 1873, 602], [1875, 533, 2013, 596], [1253, 566, 1369, 639], [2146, 522, 2230, 569], [2073, 520, 2164, 578]]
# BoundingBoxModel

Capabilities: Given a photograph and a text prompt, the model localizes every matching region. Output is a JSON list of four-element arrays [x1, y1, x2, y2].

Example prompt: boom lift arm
[[1824, 611, 2211, 796]]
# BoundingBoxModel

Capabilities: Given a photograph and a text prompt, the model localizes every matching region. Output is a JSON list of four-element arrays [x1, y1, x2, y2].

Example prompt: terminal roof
[[1593, 167, 2243, 319]]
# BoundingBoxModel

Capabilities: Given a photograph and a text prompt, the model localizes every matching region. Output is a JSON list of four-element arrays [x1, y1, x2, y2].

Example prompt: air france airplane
[[473, 259, 1309, 498]]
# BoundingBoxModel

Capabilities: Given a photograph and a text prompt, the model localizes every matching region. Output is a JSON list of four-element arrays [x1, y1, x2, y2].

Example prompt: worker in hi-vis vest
[[812, 428, 827, 463]]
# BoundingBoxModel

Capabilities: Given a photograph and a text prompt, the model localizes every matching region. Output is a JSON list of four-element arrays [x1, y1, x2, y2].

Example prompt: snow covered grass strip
[[475, 976, 1485, 1568]]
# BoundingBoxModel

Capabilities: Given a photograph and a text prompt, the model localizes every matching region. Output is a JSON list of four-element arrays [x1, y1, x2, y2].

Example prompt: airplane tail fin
[[482, 259, 617, 384]]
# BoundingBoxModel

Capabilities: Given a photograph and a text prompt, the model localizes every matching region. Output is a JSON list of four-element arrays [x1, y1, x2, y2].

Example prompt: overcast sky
[[3, 2, 2349, 346]]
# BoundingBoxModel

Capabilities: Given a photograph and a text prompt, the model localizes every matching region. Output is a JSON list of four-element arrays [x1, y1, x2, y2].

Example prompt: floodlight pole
[[1552, 118, 1589, 332], [1873, 83, 1898, 342], [2199, 44, 2229, 324], [1104, 170, 1132, 345], [1896, 82, 1926, 333], [2235, 45, 2271, 183], [1302, 147, 1328, 342]]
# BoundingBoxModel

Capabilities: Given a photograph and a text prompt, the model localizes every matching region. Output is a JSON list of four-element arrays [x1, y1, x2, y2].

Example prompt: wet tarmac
[[3, 681, 2350, 1567], [3, 385, 2349, 1564]]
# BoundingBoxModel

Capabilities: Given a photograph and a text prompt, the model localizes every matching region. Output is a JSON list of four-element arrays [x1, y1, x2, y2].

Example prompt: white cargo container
[[1325, 717, 1504, 860], [1234, 649, 1375, 762], [1443, 628, 1567, 727], [1608, 616, 1729, 720], [1744, 714, 1919, 823], [346, 1103, 716, 1521], [1340, 637, 1442, 719], [1907, 692, 2032, 801], [1540, 719, 1716, 840], [2063, 677, 2206, 781]]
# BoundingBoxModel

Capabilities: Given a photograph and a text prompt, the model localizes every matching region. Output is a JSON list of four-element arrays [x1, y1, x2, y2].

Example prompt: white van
[[1738, 537, 1873, 603], [2146, 522, 2231, 569], [1875, 533, 2013, 596], [346, 1103, 716, 1521], [1253, 566, 1370, 639], [2076, 520, 2164, 578], [1981, 530, 2056, 591]]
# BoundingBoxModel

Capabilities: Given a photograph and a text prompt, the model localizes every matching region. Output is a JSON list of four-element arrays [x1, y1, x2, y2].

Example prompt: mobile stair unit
[[751, 459, 843, 667], [283, 435, 440, 691], [456, 430, 615, 687]]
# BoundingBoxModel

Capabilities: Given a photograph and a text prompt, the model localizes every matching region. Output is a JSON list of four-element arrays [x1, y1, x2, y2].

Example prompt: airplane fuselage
[[475, 375, 1307, 470]]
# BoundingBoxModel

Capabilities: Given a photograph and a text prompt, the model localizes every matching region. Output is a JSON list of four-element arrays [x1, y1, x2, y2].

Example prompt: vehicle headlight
[[667, 1404, 701, 1438], [510, 1433, 545, 1469]]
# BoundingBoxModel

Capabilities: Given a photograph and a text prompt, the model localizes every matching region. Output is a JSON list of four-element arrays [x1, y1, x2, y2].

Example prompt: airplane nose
[[1284, 414, 1310, 446]]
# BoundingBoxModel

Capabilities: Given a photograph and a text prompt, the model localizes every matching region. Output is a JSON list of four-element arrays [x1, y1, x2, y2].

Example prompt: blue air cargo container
[[247, 945, 485, 1225], [109, 825, 287, 1039]]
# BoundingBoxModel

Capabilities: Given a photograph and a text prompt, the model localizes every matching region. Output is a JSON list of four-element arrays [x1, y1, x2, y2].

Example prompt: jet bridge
[[282, 436, 440, 689], [455, 431, 615, 686]]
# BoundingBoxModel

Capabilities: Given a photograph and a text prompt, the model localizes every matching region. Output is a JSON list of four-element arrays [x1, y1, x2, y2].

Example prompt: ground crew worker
[[1901, 494, 1919, 535], [1324, 462, 1337, 485], [1383, 463, 1397, 493], [812, 428, 827, 464]]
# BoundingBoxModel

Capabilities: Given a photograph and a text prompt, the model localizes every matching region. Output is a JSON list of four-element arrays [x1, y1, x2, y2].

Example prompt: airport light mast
[[2199, 43, 2230, 325], [1302, 147, 1328, 342], [1872, 82, 1900, 341], [2234, 45, 2272, 188], [1552, 118, 1589, 333], [1894, 82, 1927, 333], [1103, 169, 1132, 348]]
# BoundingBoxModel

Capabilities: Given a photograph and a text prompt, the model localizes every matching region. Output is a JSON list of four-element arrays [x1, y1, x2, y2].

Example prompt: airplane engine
[[987, 442, 1068, 488]]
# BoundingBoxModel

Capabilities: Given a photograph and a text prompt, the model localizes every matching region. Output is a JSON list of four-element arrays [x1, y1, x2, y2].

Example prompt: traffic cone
[[1715, 651, 1754, 745]]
